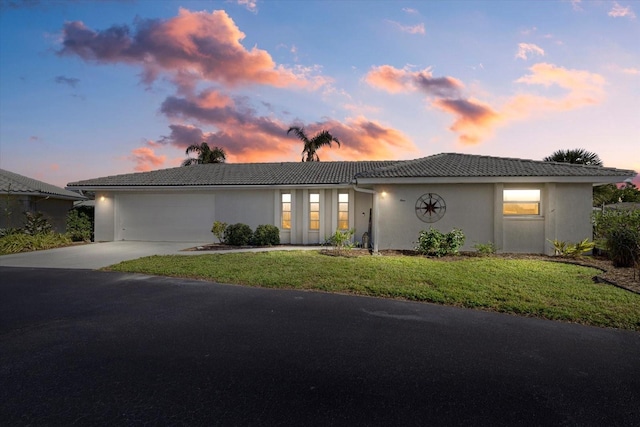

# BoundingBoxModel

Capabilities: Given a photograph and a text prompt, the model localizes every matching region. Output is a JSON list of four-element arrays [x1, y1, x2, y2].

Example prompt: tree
[[287, 126, 340, 162], [542, 148, 603, 166], [182, 142, 226, 166]]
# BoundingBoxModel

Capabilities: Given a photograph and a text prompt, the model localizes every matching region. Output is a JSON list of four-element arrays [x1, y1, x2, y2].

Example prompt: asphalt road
[[1, 267, 639, 426]]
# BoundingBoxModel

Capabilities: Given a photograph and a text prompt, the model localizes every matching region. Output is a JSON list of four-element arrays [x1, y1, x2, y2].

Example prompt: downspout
[[352, 183, 379, 253]]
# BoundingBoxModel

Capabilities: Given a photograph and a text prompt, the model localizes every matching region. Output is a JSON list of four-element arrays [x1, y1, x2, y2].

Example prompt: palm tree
[[182, 142, 226, 166], [543, 149, 602, 166], [287, 126, 340, 162]]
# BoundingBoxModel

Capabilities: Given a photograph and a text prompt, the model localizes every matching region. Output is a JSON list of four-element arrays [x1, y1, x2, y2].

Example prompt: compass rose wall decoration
[[415, 193, 446, 223]]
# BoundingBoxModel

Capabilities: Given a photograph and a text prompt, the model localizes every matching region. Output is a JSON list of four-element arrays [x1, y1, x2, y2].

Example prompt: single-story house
[[1, 168, 87, 233], [67, 153, 636, 255]]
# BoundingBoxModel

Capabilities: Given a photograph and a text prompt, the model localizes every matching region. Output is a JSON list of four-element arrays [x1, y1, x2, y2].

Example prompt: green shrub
[[23, 212, 52, 235], [211, 220, 228, 243], [224, 223, 253, 246], [0, 232, 72, 255], [593, 209, 640, 267], [0, 227, 22, 237], [66, 209, 92, 242], [415, 227, 465, 257], [474, 241, 496, 255], [327, 228, 355, 253], [253, 224, 280, 246], [548, 238, 595, 258]]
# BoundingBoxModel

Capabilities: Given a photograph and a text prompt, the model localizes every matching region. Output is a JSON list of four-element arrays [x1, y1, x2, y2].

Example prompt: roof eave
[[355, 175, 635, 185]]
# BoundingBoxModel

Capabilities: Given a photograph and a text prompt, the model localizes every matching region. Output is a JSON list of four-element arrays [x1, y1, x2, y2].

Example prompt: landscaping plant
[[473, 242, 496, 256], [66, 209, 92, 242], [23, 212, 52, 235], [211, 220, 228, 244], [415, 227, 465, 257], [253, 224, 280, 246], [593, 209, 640, 267], [224, 223, 253, 246]]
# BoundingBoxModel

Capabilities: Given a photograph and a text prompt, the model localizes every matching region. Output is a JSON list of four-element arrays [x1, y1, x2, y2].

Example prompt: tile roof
[[355, 153, 636, 179], [0, 169, 86, 200], [67, 161, 399, 187], [66, 153, 636, 188]]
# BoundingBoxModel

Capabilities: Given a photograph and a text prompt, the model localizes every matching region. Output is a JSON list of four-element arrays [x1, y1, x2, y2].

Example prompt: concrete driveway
[[0, 241, 324, 270]]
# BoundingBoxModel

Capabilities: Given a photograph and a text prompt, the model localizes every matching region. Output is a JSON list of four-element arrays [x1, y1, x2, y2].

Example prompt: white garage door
[[115, 193, 215, 242]]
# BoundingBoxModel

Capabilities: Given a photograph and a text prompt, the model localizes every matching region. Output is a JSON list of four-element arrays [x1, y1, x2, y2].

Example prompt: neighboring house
[[1, 169, 87, 233], [67, 153, 636, 255]]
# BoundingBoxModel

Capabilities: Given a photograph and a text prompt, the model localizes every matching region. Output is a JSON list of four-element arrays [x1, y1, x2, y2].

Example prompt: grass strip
[[106, 251, 640, 330]]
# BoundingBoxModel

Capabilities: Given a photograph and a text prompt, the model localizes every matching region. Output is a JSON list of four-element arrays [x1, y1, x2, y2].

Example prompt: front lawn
[[106, 251, 640, 330]]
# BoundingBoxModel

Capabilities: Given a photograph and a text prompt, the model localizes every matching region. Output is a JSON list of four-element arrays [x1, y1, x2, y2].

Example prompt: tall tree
[[287, 126, 340, 162], [542, 149, 603, 166], [182, 142, 226, 166]]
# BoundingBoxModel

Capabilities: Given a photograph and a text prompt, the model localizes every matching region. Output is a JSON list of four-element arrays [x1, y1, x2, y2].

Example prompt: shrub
[[0, 232, 71, 255], [23, 212, 52, 235], [211, 220, 228, 243], [473, 241, 496, 255], [66, 209, 92, 242], [548, 238, 595, 258], [415, 227, 465, 257], [224, 223, 253, 246], [0, 227, 22, 238], [593, 209, 640, 267], [253, 224, 280, 246], [326, 228, 355, 254]]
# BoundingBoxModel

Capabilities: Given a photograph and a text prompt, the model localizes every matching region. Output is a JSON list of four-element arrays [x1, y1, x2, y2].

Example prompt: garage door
[[115, 193, 215, 242]]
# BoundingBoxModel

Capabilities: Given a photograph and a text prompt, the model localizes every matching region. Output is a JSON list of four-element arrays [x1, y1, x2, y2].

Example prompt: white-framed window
[[338, 193, 349, 230], [281, 193, 292, 229], [309, 193, 320, 230], [503, 189, 540, 215]]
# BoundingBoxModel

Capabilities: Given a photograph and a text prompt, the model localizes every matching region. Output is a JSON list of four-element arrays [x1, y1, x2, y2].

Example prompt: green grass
[[105, 251, 640, 330]]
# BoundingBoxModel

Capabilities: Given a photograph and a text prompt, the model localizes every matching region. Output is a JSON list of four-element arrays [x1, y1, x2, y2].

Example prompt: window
[[281, 193, 291, 229], [338, 193, 349, 230], [309, 193, 320, 230], [503, 189, 540, 215]]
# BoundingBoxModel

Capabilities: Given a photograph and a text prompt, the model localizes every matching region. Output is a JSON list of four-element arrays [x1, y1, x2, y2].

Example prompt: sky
[[0, 0, 638, 188]]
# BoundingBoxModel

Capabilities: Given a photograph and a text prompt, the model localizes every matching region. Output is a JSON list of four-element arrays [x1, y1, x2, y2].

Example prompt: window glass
[[503, 189, 540, 215], [281, 193, 291, 229], [309, 193, 320, 230], [338, 193, 349, 229]]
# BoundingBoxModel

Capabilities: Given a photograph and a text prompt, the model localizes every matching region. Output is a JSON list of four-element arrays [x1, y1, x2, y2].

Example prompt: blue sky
[[0, 0, 638, 187]]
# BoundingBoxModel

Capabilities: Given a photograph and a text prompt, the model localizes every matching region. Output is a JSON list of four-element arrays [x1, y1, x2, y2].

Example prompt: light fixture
[[100, 196, 105, 201]]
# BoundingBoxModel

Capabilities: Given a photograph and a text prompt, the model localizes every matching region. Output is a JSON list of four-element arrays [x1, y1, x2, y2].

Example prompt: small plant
[[66, 209, 92, 242], [0, 227, 22, 238], [473, 241, 496, 256], [328, 228, 355, 253], [211, 220, 228, 244], [23, 212, 52, 235], [0, 232, 71, 255], [548, 238, 595, 258], [253, 224, 280, 246], [415, 227, 465, 257], [224, 223, 253, 246], [593, 209, 640, 268]]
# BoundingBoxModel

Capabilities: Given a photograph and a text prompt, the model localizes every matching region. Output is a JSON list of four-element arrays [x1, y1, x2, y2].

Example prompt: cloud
[[515, 43, 545, 60], [365, 65, 463, 97], [57, 8, 325, 89], [432, 98, 501, 145], [402, 8, 419, 14], [387, 20, 426, 35], [609, 2, 636, 18], [156, 85, 417, 162], [236, 0, 258, 13], [129, 146, 167, 171], [54, 75, 80, 87], [622, 67, 639, 75], [570, 0, 583, 11]]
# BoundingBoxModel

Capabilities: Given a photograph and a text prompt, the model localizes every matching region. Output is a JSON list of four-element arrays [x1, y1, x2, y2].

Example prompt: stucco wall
[[374, 184, 495, 251], [0, 195, 72, 233]]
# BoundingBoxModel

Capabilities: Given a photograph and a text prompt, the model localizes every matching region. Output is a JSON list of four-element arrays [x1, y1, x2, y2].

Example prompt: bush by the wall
[[224, 223, 253, 246], [593, 209, 640, 267], [23, 212, 52, 235], [253, 224, 280, 246], [0, 232, 71, 255], [211, 220, 228, 243], [66, 209, 92, 242], [415, 227, 465, 257]]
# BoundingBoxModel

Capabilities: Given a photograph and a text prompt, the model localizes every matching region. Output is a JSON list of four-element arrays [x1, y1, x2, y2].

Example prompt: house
[[1, 168, 87, 233], [66, 153, 636, 255]]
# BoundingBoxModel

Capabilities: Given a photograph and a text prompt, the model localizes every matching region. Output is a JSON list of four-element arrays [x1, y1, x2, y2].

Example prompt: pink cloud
[[432, 98, 501, 145], [130, 147, 167, 171], [515, 43, 545, 60], [387, 20, 426, 35], [609, 2, 636, 18], [58, 9, 325, 89], [365, 65, 463, 97]]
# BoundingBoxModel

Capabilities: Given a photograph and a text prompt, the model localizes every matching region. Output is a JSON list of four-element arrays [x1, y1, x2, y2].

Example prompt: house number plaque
[[415, 193, 446, 223]]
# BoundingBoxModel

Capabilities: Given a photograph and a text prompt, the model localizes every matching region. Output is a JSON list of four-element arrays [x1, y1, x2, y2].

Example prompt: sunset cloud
[[387, 20, 426, 35], [432, 98, 501, 145], [608, 2, 636, 19], [515, 43, 545, 60], [236, 0, 258, 13], [130, 146, 167, 171], [365, 65, 463, 97], [58, 8, 324, 89]]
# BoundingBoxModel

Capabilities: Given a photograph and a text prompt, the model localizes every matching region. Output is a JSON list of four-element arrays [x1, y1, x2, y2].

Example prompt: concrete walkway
[[0, 241, 324, 270]]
